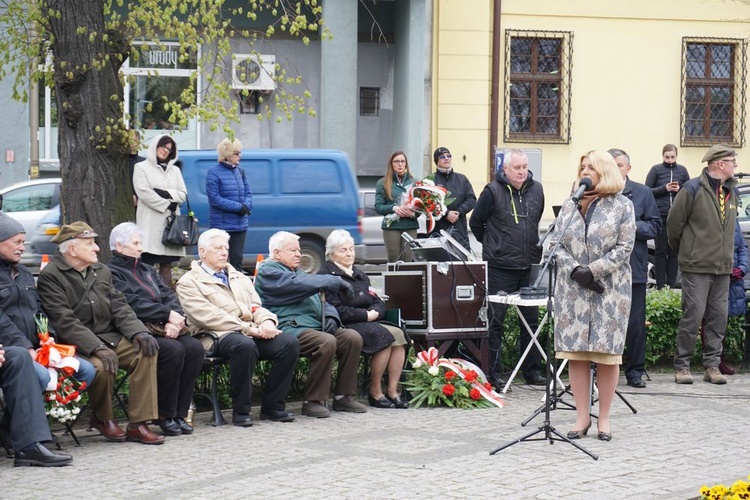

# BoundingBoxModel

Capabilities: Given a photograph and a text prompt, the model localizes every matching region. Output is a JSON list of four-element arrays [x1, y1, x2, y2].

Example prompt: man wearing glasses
[[667, 144, 738, 385], [429, 147, 476, 251], [470, 149, 546, 388]]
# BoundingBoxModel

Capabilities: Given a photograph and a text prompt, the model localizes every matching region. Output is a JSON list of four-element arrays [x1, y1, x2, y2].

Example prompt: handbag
[[162, 195, 200, 246]]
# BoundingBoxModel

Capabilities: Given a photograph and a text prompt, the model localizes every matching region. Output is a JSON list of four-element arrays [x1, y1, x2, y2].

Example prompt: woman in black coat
[[320, 230, 409, 408], [108, 222, 205, 436]]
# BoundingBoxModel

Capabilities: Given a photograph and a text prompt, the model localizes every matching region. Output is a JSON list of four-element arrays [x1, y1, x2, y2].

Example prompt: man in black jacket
[[470, 149, 545, 388], [644, 144, 690, 288], [428, 146, 476, 250], [610, 149, 661, 388]]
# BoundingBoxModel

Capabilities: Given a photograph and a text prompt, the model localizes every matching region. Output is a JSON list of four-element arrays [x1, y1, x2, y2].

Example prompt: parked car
[[178, 149, 365, 274], [0, 178, 61, 270], [0, 178, 61, 235]]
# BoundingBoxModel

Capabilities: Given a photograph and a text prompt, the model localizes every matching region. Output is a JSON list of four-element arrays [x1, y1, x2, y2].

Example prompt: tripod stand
[[489, 186, 598, 460]]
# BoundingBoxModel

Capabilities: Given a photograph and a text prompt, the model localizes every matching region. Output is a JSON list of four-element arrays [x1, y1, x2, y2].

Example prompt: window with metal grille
[[681, 38, 747, 147], [504, 30, 573, 144], [360, 87, 380, 116]]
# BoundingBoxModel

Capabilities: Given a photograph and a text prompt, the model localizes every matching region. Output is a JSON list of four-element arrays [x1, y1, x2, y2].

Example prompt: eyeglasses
[[392, 159, 406, 164], [722, 157, 736, 164], [438, 154, 452, 160], [159, 145, 173, 152]]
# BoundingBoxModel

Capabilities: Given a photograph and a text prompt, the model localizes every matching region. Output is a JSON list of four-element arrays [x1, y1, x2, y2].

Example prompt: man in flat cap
[[667, 144, 738, 385], [429, 146, 476, 250], [37, 221, 165, 444]]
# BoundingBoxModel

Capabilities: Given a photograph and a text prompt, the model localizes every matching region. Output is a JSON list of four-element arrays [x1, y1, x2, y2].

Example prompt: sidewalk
[[2, 372, 749, 499]]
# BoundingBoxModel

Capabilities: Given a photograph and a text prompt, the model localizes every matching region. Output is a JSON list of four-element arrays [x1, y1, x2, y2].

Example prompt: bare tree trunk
[[46, 0, 133, 262]]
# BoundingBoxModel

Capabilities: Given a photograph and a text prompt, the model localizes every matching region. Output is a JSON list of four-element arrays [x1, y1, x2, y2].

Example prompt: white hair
[[268, 231, 299, 255], [198, 228, 230, 250], [58, 240, 74, 255], [109, 222, 142, 251], [325, 229, 354, 258]]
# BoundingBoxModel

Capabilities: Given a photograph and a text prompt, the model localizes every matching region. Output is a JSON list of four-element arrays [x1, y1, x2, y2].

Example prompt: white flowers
[[412, 359, 423, 369], [428, 366, 440, 376]]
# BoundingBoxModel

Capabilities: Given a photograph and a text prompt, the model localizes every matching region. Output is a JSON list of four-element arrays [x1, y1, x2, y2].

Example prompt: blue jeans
[[33, 356, 96, 391]]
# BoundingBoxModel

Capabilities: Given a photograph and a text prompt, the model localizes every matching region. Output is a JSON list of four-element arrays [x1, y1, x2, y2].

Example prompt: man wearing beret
[[429, 146, 476, 251], [37, 221, 165, 444], [667, 144, 738, 385]]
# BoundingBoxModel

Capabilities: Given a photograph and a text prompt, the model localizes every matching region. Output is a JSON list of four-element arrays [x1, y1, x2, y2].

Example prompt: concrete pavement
[[2, 371, 748, 499]]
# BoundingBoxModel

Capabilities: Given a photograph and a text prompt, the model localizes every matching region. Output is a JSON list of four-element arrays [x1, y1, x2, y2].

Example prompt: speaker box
[[383, 261, 488, 334]]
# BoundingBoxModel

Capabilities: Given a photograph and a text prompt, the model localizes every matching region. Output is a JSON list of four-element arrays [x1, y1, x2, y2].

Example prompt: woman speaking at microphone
[[550, 150, 635, 442]]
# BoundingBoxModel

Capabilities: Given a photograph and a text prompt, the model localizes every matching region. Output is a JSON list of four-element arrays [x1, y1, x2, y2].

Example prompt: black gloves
[[133, 332, 159, 357], [167, 202, 178, 212], [239, 204, 250, 215], [323, 317, 339, 334], [93, 345, 118, 374], [154, 188, 171, 199], [570, 266, 605, 294]]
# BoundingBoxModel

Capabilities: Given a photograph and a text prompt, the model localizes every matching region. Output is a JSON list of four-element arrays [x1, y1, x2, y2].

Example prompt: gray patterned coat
[[550, 194, 636, 355]]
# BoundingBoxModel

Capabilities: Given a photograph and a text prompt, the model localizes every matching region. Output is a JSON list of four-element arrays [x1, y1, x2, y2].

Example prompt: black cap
[[433, 147, 451, 164]]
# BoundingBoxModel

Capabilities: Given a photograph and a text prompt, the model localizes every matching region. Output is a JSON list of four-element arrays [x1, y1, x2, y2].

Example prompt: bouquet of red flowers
[[385, 175, 455, 232], [404, 347, 504, 409], [34, 314, 87, 424]]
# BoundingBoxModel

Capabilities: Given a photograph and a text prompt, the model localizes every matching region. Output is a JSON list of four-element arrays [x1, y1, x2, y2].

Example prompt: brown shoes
[[126, 423, 166, 445], [703, 366, 728, 385], [89, 414, 126, 442]]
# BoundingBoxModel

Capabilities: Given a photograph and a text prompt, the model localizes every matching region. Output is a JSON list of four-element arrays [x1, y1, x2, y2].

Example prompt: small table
[[487, 293, 562, 393]]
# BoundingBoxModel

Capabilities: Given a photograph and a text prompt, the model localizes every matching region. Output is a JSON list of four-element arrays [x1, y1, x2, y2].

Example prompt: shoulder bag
[[162, 195, 200, 247]]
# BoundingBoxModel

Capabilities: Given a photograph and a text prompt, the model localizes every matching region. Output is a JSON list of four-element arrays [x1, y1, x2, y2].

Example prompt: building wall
[[0, 77, 32, 188], [434, 0, 750, 220]]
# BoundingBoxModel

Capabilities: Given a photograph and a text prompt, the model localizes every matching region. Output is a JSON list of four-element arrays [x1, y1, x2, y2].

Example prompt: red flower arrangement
[[384, 175, 456, 232], [404, 347, 505, 409], [34, 314, 87, 424]]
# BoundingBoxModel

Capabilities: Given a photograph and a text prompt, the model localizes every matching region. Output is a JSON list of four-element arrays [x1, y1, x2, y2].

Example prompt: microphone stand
[[490, 195, 598, 460]]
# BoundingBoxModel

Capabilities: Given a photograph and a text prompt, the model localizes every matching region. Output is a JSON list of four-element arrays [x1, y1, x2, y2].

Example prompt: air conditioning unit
[[231, 54, 276, 91]]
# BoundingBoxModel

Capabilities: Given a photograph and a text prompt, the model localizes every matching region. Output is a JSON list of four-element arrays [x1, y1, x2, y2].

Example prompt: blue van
[[178, 149, 365, 273]]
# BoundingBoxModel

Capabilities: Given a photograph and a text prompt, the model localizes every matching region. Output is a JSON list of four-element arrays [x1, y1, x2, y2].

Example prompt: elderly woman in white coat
[[551, 150, 635, 442], [133, 134, 187, 286]]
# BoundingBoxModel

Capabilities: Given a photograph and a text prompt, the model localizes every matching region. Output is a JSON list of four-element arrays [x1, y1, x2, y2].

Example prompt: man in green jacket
[[255, 231, 367, 418], [667, 144, 738, 386]]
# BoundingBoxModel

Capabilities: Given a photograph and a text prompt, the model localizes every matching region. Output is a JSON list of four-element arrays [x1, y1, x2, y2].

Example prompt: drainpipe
[[488, 0, 502, 180]]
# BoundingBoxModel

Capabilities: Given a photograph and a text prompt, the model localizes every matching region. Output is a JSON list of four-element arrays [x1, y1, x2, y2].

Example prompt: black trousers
[[155, 335, 205, 419], [0, 346, 51, 450], [654, 216, 678, 289], [215, 331, 300, 414], [487, 266, 542, 381], [624, 282, 647, 380], [228, 230, 247, 272]]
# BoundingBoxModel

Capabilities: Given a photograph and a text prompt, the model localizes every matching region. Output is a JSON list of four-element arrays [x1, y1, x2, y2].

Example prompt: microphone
[[734, 172, 750, 178], [571, 177, 593, 202], [401, 232, 422, 248]]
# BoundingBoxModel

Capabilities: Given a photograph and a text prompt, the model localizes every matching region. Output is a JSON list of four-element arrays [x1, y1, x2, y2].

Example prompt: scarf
[[333, 260, 354, 277], [578, 190, 601, 217]]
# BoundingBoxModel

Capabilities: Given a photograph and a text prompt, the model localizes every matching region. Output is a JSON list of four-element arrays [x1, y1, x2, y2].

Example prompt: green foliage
[[0, 0, 330, 140], [644, 287, 684, 366]]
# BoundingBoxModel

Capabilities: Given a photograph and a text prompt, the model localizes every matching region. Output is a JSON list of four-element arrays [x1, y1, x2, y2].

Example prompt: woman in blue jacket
[[206, 138, 253, 271]]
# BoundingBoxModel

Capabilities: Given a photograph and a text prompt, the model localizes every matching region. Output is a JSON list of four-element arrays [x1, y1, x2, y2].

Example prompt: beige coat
[[176, 260, 278, 350], [133, 134, 188, 257]]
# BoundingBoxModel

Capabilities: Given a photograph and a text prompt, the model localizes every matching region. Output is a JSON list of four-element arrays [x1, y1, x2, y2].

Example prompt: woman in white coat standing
[[133, 134, 187, 286]]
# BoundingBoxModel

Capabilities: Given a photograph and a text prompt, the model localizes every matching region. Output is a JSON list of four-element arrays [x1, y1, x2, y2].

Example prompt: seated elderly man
[[37, 222, 164, 445], [255, 231, 367, 418], [0, 211, 95, 393], [1, 345, 73, 467], [176, 229, 300, 426]]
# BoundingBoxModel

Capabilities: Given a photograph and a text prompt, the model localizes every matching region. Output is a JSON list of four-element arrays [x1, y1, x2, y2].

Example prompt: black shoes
[[260, 409, 295, 422], [386, 395, 409, 409], [368, 394, 395, 409], [525, 372, 546, 386], [232, 412, 253, 427], [175, 417, 194, 434], [566, 421, 591, 440], [626, 377, 646, 388], [14, 442, 72, 467], [157, 418, 182, 436]]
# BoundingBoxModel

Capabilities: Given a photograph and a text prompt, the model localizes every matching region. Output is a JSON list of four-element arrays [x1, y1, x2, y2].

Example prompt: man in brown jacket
[[37, 222, 164, 445]]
